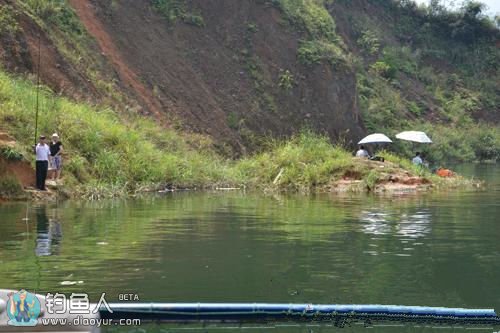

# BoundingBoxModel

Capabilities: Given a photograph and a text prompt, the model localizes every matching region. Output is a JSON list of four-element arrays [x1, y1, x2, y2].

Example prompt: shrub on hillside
[[0, 5, 18, 37]]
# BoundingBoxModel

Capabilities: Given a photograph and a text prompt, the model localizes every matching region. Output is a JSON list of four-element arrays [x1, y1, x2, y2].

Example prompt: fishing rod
[[33, 16, 42, 147]]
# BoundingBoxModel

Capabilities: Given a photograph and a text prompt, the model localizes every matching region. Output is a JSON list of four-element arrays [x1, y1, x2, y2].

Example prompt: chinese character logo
[[6, 290, 41, 326]]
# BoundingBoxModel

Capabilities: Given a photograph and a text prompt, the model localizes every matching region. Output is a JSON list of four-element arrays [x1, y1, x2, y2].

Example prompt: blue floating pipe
[[101, 303, 500, 325]]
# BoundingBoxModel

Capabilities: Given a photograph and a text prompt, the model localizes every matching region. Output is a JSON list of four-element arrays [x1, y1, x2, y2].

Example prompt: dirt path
[[69, 0, 164, 121]]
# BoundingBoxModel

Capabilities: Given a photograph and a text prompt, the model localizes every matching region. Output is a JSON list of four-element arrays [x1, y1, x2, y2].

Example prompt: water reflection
[[360, 208, 431, 239], [35, 207, 63, 257], [360, 211, 391, 235], [0, 166, 499, 333], [396, 210, 431, 238]]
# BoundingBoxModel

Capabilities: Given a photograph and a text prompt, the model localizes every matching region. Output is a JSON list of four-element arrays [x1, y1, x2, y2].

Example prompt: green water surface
[[0, 164, 499, 332]]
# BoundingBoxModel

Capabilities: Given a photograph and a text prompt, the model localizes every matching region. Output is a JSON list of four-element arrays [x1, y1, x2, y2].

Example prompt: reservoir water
[[0, 164, 498, 332]]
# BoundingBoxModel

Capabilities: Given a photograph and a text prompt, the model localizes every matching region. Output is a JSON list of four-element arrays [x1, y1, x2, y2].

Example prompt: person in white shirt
[[412, 152, 423, 166], [35, 135, 50, 190], [355, 145, 370, 158]]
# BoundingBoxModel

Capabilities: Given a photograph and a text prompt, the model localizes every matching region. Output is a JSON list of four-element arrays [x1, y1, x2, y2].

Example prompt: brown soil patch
[[69, 0, 164, 121], [0, 0, 99, 99], [3, 159, 35, 187], [68, 0, 364, 152], [0, 131, 34, 188], [384, 175, 431, 185]]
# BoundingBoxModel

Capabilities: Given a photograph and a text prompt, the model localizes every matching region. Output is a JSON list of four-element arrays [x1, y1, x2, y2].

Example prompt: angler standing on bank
[[35, 135, 50, 191]]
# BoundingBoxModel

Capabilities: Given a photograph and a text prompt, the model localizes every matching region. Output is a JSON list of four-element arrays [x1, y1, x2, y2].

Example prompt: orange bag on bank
[[436, 168, 454, 177]]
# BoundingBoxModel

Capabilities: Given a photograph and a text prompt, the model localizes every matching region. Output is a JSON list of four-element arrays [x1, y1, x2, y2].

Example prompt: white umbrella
[[396, 131, 432, 143], [358, 133, 393, 145]]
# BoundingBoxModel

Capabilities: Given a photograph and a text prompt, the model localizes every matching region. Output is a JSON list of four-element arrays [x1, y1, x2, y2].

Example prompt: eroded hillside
[[0, 0, 498, 161], [1, 0, 368, 154]]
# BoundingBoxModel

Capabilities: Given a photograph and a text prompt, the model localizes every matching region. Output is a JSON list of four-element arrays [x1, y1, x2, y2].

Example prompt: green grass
[[272, 0, 351, 68], [232, 131, 352, 191], [0, 70, 230, 197], [0, 69, 481, 199]]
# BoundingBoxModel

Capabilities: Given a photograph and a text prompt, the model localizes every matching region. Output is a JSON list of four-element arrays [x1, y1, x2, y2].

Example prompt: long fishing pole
[[34, 22, 41, 147]]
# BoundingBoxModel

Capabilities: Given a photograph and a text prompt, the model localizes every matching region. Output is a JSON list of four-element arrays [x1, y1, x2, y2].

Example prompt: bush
[[381, 46, 420, 77], [470, 127, 500, 161], [357, 29, 380, 55], [418, 123, 499, 163], [20, 0, 84, 33], [274, 0, 337, 40], [298, 40, 349, 67], [278, 69, 294, 91], [273, 0, 350, 69], [151, 0, 205, 27], [0, 146, 24, 161], [0, 5, 19, 37], [370, 61, 396, 79]]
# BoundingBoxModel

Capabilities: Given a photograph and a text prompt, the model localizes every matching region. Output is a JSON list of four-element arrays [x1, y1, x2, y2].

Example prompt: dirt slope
[[68, 0, 365, 152], [68, 0, 164, 120], [0, 0, 99, 99]]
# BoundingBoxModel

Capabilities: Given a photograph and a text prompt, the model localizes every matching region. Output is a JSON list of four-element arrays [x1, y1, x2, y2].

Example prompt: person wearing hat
[[49, 133, 63, 181], [35, 135, 50, 190]]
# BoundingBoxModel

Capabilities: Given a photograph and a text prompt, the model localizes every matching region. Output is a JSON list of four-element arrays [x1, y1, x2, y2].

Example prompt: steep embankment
[[0, 0, 498, 200], [0, 0, 98, 97], [68, 0, 164, 121], [1, 0, 366, 154], [2, 0, 498, 160], [75, 0, 365, 152]]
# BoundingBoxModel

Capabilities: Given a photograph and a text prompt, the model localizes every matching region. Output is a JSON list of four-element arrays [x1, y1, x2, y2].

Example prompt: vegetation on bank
[[272, 0, 352, 68], [0, 69, 480, 199], [0, 70, 231, 198], [1, 0, 498, 200], [268, 0, 500, 163], [15, 0, 126, 106], [350, 0, 500, 162]]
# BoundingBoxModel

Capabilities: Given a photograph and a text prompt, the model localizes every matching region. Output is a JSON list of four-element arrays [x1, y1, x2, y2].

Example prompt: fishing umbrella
[[358, 133, 393, 145], [395, 131, 432, 144]]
